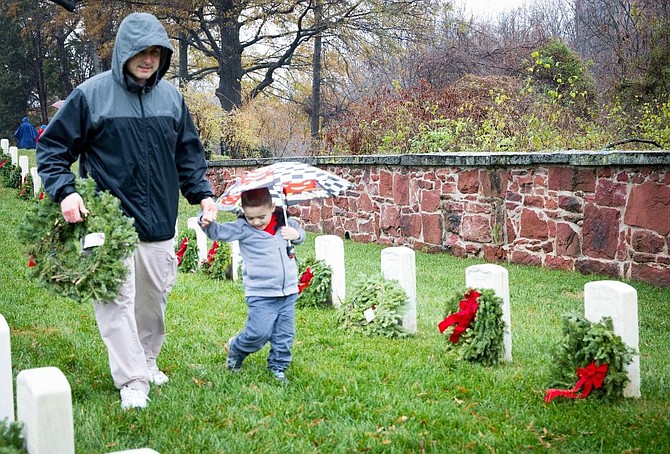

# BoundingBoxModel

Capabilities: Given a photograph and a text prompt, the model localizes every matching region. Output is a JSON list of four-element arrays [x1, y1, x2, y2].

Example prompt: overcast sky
[[456, 0, 529, 18]]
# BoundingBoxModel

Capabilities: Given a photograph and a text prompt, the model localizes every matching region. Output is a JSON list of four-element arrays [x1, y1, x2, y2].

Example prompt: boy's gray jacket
[[37, 12, 213, 242], [202, 217, 306, 297]]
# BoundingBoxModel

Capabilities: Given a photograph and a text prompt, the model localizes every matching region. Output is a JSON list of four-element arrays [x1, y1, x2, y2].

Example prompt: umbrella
[[216, 161, 351, 210], [215, 161, 352, 257], [51, 100, 66, 109]]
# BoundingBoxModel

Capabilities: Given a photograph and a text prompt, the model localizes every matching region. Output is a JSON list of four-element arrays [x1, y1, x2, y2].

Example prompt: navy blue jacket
[[36, 13, 213, 241]]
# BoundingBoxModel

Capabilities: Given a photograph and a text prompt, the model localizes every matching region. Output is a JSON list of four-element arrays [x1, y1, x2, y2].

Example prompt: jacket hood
[[22, 117, 29, 122], [112, 12, 174, 91]]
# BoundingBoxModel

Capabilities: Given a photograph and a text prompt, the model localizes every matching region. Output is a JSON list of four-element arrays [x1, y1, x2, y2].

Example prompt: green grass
[[1, 185, 670, 453]]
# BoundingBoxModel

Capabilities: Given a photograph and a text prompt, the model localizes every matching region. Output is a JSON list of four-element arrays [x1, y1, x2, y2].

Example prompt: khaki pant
[[93, 239, 177, 393]]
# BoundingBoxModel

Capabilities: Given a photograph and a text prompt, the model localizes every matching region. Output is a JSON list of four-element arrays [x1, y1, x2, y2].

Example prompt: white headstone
[[187, 216, 208, 264], [1, 139, 8, 155], [465, 264, 512, 362], [381, 246, 417, 333], [16, 367, 74, 454], [18, 155, 29, 181], [0, 314, 14, 421], [314, 235, 346, 307], [30, 167, 41, 196], [230, 240, 241, 281], [9, 146, 18, 166], [584, 280, 640, 398]]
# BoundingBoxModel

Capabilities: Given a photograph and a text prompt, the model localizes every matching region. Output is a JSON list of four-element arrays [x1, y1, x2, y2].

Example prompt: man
[[37, 12, 218, 410]]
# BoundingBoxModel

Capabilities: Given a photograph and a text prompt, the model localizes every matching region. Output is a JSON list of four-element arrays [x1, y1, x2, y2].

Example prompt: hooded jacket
[[201, 210, 306, 297], [36, 12, 213, 242], [15, 117, 38, 149]]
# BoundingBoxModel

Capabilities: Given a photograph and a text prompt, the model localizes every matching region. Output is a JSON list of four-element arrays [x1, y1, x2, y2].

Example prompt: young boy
[[199, 187, 305, 384]]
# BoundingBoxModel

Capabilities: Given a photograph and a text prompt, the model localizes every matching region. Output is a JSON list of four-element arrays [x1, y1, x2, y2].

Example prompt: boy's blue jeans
[[229, 293, 297, 372]]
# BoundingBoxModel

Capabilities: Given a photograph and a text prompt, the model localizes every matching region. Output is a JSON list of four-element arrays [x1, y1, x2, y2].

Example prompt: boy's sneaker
[[148, 366, 169, 386], [270, 369, 289, 385], [226, 336, 243, 372], [120, 386, 149, 410]]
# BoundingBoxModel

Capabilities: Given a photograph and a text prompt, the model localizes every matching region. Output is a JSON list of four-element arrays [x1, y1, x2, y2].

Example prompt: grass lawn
[[1, 183, 669, 453]]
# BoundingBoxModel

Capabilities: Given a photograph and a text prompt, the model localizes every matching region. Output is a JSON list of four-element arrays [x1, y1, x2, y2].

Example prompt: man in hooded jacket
[[37, 12, 219, 409]]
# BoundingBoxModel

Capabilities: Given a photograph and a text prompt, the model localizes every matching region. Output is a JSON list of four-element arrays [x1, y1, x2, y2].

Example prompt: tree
[[0, 3, 33, 140]]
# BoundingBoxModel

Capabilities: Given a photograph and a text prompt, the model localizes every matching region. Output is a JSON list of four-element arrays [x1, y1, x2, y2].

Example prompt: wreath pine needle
[[19, 177, 138, 304]]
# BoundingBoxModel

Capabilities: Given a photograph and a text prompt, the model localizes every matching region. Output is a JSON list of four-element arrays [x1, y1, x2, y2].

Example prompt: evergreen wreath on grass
[[175, 228, 199, 273], [337, 273, 409, 338], [18, 173, 33, 200], [439, 288, 505, 366], [0, 419, 25, 454], [18, 177, 138, 304], [296, 256, 332, 309], [545, 313, 634, 401], [1, 162, 21, 189], [202, 240, 233, 280]]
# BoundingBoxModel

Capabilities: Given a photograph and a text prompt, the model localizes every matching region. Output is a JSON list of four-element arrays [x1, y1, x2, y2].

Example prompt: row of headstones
[[187, 223, 640, 399], [0, 241, 641, 452], [0, 315, 159, 454], [1, 139, 43, 195]]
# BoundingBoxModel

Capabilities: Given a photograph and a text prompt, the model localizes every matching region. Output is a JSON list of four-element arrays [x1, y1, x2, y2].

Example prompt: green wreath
[[296, 256, 332, 309], [175, 228, 200, 273], [19, 177, 138, 304], [547, 313, 634, 399], [337, 273, 409, 338], [440, 288, 505, 366], [202, 240, 233, 280]]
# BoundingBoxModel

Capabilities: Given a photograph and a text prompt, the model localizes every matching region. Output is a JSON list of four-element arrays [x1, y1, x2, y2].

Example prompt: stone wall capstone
[[206, 151, 670, 288]]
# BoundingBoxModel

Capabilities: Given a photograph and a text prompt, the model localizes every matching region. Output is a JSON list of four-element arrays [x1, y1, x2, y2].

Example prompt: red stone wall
[[206, 152, 670, 287]]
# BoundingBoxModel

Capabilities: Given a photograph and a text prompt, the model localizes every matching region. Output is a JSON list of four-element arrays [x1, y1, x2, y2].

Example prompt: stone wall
[[206, 151, 670, 287]]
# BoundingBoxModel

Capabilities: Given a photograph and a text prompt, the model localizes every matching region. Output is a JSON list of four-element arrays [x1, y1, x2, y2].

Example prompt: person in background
[[36, 12, 218, 410], [36, 124, 47, 141], [199, 187, 305, 385], [14, 117, 38, 149]]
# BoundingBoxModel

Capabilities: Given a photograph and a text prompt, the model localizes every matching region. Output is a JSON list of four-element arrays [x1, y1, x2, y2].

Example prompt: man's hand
[[60, 192, 89, 223], [200, 197, 218, 227]]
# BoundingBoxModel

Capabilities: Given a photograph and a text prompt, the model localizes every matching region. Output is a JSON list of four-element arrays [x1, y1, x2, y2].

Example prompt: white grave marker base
[[16, 367, 74, 454], [315, 235, 346, 307], [584, 280, 640, 398], [465, 264, 512, 362], [381, 246, 417, 333]]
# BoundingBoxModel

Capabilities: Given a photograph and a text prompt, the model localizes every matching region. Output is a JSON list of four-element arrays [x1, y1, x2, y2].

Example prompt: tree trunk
[[216, 8, 243, 112], [178, 33, 189, 89], [32, 30, 49, 125], [54, 35, 73, 98], [310, 0, 323, 151]]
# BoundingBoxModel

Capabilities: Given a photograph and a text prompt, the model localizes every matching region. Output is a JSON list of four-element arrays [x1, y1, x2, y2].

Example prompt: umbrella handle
[[286, 241, 295, 259]]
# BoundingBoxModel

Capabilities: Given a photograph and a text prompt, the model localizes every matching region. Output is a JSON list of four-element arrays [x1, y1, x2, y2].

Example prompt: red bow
[[28, 256, 36, 267], [438, 289, 480, 343], [176, 237, 188, 266], [207, 241, 219, 265], [298, 266, 314, 293], [544, 361, 609, 403], [0, 159, 6, 168], [38, 191, 45, 200]]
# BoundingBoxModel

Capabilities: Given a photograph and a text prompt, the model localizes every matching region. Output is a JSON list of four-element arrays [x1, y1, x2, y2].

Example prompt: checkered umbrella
[[216, 161, 352, 210]]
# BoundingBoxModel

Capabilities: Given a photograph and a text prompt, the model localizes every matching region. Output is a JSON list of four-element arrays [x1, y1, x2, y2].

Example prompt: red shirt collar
[[263, 213, 278, 235]]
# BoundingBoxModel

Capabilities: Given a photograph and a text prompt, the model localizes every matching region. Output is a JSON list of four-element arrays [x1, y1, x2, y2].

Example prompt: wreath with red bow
[[438, 288, 505, 366], [296, 257, 332, 309], [545, 313, 634, 402]]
